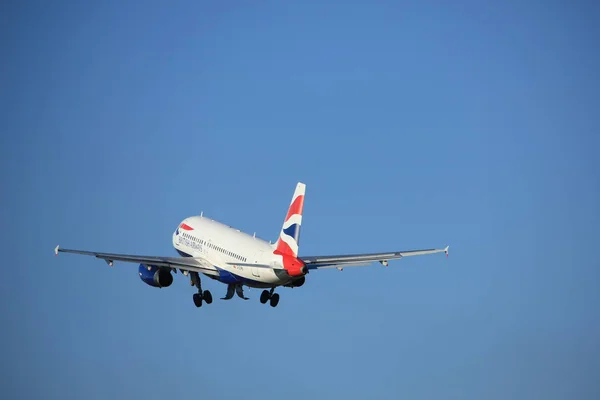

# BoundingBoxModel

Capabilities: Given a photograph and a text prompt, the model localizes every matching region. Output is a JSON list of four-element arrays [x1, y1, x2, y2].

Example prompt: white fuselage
[[172, 216, 292, 288]]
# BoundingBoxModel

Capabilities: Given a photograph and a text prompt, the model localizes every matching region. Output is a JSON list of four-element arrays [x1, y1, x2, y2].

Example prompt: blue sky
[[2, 1, 599, 398]]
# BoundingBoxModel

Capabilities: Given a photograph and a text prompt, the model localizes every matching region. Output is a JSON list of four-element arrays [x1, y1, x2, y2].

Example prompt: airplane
[[55, 182, 449, 308]]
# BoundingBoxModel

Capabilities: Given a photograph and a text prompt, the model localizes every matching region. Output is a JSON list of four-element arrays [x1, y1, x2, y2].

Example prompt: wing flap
[[55, 246, 218, 274], [301, 246, 448, 269]]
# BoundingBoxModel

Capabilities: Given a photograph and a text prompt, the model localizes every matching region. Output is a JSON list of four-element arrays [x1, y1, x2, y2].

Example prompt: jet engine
[[138, 264, 173, 288]]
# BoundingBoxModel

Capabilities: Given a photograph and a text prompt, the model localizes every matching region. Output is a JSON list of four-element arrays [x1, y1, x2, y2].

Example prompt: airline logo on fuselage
[[176, 222, 202, 252], [175, 223, 194, 236]]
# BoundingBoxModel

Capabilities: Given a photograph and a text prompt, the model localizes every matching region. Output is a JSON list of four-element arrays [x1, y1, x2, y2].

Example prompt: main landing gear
[[190, 272, 212, 308], [260, 288, 280, 308]]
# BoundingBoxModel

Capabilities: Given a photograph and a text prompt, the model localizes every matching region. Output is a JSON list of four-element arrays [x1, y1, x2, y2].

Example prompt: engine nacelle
[[284, 276, 306, 288], [138, 264, 173, 288], [282, 255, 308, 277]]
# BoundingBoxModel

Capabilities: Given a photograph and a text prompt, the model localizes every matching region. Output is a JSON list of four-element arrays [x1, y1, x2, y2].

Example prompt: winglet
[[54, 245, 60, 256], [444, 245, 449, 257]]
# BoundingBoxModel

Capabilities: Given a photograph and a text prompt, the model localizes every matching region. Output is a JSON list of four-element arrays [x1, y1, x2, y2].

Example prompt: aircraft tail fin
[[275, 182, 306, 257]]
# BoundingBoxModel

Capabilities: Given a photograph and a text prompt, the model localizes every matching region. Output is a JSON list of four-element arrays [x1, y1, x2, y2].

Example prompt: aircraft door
[[252, 250, 263, 277]]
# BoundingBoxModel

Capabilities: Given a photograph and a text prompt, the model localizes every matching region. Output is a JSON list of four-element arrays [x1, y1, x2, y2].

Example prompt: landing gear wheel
[[193, 293, 203, 307], [203, 290, 213, 304], [269, 293, 280, 307], [260, 290, 270, 304]]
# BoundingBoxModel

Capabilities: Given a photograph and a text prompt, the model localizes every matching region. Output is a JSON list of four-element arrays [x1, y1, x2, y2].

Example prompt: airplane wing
[[300, 246, 449, 269], [54, 245, 218, 275]]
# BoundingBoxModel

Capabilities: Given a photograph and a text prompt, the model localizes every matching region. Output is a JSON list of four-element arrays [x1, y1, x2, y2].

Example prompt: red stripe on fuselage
[[285, 195, 304, 221], [180, 223, 194, 231]]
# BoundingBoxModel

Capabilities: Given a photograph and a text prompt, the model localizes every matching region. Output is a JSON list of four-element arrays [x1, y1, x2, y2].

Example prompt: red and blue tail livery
[[275, 182, 305, 258]]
